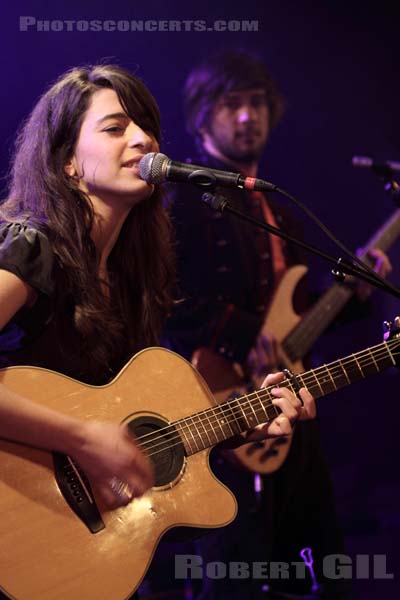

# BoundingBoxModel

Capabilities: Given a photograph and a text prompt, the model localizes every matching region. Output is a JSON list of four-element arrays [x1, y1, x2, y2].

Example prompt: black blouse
[[0, 222, 126, 385]]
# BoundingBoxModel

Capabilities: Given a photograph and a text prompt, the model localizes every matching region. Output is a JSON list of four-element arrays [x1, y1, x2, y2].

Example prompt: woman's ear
[[64, 157, 78, 178]]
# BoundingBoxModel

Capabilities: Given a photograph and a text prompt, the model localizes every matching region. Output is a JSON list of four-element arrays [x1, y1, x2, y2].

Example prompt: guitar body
[[231, 265, 308, 473], [0, 348, 237, 600], [1, 329, 398, 599], [193, 265, 308, 475], [262, 263, 307, 370]]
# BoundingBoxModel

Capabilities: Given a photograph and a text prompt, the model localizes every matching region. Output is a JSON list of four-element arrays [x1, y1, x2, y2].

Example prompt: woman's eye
[[104, 126, 124, 133]]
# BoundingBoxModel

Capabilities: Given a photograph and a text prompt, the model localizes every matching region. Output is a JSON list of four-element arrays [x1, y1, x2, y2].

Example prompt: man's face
[[202, 88, 270, 166]]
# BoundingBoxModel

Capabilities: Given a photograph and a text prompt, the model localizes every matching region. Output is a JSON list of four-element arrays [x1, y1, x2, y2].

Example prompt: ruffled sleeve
[[0, 222, 55, 296]]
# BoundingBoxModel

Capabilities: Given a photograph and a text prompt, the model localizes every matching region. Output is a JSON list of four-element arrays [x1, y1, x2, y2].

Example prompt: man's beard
[[224, 146, 262, 165], [213, 131, 265, 167]]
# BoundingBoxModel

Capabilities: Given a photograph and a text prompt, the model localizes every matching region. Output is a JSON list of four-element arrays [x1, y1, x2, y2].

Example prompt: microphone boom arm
[[202, 192, 400, 299]]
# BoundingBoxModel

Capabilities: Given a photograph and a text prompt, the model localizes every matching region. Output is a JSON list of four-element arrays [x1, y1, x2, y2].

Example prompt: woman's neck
[[90, 197, 131, 272]]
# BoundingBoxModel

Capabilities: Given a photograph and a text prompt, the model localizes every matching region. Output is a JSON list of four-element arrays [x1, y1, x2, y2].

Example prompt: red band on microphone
[[243, 177, 257, 190]]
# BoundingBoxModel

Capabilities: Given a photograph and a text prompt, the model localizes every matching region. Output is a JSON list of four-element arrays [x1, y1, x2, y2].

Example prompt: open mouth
[[122, 156, 144, 169]]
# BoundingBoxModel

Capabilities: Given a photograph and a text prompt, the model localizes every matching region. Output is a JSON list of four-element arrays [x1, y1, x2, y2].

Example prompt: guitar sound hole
[[127, 415, 186, 488]]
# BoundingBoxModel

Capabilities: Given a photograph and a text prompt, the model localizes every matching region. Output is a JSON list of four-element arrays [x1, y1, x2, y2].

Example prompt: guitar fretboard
[[283, 208, 400, 362], [171, 338, 398, 456]]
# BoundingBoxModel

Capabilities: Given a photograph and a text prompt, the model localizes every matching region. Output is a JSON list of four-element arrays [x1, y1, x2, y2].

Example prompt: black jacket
[[162, 153, 308, 363]]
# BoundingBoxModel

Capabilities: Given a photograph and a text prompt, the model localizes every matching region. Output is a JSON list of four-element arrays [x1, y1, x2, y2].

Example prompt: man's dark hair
[[184, 49, 285, 147]]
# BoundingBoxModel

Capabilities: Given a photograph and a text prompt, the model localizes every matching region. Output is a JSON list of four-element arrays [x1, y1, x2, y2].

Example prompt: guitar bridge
[[53, 452, 105, 534]]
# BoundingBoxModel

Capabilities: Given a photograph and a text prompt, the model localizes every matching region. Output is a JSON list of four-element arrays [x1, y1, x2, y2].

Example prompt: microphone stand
[[201, 191, 400, 300]]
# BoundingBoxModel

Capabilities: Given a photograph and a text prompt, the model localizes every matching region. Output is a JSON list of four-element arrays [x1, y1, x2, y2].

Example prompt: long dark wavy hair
[[1, 64, 175, 376]]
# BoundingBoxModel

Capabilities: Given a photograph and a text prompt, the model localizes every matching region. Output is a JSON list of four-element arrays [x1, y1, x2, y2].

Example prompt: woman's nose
[[127, 123, 155, 152]]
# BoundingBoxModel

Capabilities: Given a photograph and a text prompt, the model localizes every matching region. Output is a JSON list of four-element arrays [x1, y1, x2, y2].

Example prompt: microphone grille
[[138, 152, 168, 184]]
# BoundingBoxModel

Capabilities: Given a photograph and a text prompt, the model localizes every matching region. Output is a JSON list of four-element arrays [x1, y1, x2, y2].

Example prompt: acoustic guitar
[[0, 325, 399, 599]]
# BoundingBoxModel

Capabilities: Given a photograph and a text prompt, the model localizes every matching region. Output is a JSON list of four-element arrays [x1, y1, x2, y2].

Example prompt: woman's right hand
[[70, 421, 154, 508]]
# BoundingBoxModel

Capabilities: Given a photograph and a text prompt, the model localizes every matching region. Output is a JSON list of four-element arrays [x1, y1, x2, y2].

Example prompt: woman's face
[[66, 87, 159, 207]]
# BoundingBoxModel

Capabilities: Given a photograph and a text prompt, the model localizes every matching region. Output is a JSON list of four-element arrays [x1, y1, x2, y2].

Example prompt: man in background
[[161, 50, 389, 599]]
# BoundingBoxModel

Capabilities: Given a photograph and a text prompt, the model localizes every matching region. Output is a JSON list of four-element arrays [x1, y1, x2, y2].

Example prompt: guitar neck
[[283, 208, 400, 362], [283, 282, 353, 361], [175, 337, 399, 456]]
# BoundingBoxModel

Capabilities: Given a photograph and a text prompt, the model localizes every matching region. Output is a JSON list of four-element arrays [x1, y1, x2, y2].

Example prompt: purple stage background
[[0, 1, 399, 597]]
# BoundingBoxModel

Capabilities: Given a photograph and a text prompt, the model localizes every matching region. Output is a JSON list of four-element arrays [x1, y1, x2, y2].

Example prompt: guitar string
[[136, 338, 398, 446], [136, 340, 399, 454], [136, 341, 400, 459]]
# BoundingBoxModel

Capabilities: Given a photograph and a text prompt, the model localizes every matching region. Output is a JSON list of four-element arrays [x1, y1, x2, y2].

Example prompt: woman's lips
[[122, 155, 145, 168]]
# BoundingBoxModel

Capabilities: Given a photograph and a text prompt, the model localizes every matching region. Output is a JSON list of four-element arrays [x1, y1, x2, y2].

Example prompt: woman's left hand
[[244, 371, 316, 442]]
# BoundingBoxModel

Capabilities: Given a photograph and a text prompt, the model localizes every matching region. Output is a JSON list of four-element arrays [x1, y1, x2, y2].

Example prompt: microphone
[[352, 155, 400, 175], [138, 152, 277, 192]]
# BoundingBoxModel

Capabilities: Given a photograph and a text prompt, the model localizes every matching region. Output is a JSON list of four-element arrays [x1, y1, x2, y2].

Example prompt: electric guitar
[[0, 324, 399, 600], [205, 208, 400, 473]]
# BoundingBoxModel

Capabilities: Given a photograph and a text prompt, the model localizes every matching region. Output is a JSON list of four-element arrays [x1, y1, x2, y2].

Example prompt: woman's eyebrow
[[96, 112, 129, 125]]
